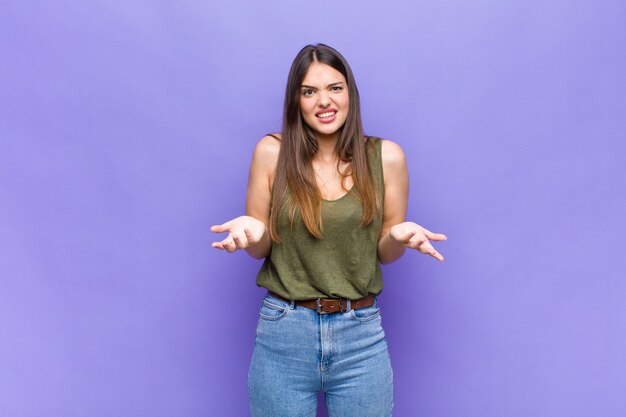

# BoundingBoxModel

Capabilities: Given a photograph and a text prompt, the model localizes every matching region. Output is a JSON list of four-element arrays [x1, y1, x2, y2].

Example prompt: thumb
[[211, 220, 232, 233], [393, 229, 417, 244]]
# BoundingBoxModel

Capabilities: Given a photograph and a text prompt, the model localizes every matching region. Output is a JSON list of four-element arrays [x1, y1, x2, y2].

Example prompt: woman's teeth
[[317, 111, 336, 118]]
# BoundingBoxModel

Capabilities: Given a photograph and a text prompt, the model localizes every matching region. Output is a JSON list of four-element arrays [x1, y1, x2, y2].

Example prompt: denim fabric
[[248, 293, 394, 417]]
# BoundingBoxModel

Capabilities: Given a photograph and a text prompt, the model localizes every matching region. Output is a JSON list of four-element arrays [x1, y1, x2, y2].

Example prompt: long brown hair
[[269, 44, 378, 241]]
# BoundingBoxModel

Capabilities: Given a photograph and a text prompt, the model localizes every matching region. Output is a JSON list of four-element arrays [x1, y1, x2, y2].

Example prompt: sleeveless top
[[255, 136, 385, 300]]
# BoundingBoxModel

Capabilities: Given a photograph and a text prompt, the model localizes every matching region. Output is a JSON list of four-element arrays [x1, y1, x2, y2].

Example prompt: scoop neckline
[[322, 186, 355, 203]]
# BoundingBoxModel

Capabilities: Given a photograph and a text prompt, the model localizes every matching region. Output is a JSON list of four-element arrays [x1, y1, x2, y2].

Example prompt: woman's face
[[299, 62, 349, 140]]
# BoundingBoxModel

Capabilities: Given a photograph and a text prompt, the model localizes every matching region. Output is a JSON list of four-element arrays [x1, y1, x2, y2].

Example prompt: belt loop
[[346, 299, 351, 312], [289, 299, 295, 309]]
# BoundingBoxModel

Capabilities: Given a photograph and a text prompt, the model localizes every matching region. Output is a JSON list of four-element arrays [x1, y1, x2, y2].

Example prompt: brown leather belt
[[268, 291, 375, 314]]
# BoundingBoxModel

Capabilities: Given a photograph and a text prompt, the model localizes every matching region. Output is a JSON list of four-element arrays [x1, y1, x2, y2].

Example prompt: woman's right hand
[[211, 215, 267, 253]]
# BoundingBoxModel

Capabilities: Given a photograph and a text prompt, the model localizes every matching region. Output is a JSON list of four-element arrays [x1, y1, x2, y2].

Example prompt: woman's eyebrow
[[301, 82, 345, 89]]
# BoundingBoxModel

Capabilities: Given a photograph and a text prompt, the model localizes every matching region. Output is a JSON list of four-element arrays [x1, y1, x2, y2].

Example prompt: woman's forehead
[[301, 63, 346, 87]]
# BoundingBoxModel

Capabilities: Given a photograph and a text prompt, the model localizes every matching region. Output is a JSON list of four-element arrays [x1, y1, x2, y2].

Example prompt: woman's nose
[[317, 92, 331, 107]]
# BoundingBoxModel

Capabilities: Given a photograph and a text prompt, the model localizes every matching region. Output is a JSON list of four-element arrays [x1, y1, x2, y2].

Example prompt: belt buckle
[[316, 298, 348, 314], [316, 298, 328, 314]]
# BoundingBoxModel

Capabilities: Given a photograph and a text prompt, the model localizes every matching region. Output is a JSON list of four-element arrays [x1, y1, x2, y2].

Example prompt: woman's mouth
[[316, 110, 337, 123]]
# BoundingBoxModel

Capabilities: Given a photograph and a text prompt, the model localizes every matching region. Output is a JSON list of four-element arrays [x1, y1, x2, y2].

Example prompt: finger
[[244, 228, 257, 245], [423, 229, 448, 241], [418, 239, 435, 254], [232, 232, 248, 249], [395, 229, 417, 244], [432, 251, 444, 261], [407, 234, 427, 250], [211, 242, 225, 250], [419, 241, 444, 261], [211, 220, 233, 233], [222, 236, 237, 253]]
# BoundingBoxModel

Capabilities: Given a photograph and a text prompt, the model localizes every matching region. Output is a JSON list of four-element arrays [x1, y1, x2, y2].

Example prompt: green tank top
[[256, 137, 385, 300]]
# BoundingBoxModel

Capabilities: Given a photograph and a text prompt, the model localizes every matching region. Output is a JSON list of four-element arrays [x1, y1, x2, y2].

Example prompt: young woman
[[211, 44, 446, 417]]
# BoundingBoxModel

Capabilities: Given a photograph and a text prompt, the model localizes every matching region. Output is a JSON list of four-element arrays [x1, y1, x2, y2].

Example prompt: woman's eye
[[302, 89, 314, 96], [331, 86, 343, 91]]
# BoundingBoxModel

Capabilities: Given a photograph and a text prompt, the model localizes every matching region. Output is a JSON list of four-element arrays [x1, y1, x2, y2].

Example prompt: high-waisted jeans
[[248, 292, 394, 417]]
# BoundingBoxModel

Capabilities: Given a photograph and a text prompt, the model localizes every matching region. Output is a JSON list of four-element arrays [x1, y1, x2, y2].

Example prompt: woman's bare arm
[[211, 135, 280, 259], [377, 140, 446, 264]]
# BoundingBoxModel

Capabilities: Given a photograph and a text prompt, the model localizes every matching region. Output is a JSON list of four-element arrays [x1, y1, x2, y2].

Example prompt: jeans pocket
[[259, 298, 289, 321], [350, 304, 381, 322]]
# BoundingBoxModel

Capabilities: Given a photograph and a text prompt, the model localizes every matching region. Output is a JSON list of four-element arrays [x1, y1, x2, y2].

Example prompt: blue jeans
[[248, 293, 394, 417]]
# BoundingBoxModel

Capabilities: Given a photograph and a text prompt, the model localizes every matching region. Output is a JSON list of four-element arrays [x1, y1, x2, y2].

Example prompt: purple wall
[[2, 1, 625, 416]]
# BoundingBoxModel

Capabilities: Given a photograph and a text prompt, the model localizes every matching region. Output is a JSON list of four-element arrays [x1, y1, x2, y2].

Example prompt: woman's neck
[[315, 133, 339, 163]]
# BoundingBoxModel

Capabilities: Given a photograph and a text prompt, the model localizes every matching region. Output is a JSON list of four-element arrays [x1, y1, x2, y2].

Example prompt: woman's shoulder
[[249, 134, 281, 181], [372, 137, 407, 185], [254, 133, 282, 158], [367, 136, 405, 164]]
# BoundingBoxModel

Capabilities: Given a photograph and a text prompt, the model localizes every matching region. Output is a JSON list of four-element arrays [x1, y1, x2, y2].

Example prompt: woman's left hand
[[389, 222, 447, 261]]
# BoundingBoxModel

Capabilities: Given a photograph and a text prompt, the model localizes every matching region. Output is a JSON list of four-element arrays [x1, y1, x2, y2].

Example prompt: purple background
[[2, 1, 625, 416]]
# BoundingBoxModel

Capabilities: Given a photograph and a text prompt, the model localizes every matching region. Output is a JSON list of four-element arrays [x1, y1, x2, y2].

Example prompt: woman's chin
[[312, 124, 345, 139]]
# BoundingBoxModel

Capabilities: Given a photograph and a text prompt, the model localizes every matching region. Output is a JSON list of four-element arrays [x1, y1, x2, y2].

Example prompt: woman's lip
[[315, 109, 337, 117], [316, 109, 338, 124], [317, 112, 337, 123]]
